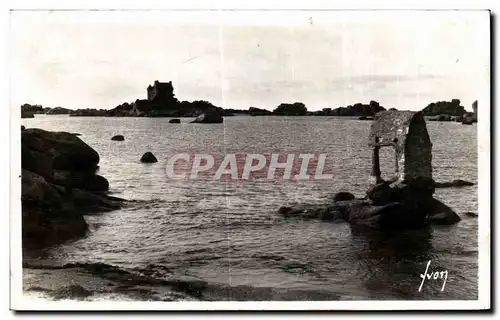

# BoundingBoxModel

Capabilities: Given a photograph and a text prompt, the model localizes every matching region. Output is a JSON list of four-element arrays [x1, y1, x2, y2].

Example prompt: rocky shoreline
[[21, 127, 126, 248], [20, 80, 478, 122]]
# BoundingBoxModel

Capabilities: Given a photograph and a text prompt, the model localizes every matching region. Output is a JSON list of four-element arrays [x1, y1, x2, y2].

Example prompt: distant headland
[[20, 80, 477, 124]]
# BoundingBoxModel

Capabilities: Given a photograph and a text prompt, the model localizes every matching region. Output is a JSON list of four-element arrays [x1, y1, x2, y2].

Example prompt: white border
[[8, 299, 491, 311], [476, 10, 492, 313], [5, 1, 493, 312]]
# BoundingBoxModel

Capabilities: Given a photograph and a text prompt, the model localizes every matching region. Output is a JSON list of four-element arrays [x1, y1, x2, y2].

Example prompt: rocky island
[[423, 99, 477, 124], [21, 80, 388, 119], [20, 81, 478, 125], [99, 80, 228, 119]]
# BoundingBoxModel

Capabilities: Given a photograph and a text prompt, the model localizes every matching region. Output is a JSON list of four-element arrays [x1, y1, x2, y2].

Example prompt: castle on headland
[[109, 80, 222, 117], [135, 80, 178, 109], [98, 80, 481, 121]]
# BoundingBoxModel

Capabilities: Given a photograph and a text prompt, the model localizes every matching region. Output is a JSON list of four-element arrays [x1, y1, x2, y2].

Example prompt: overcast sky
[[10, 10, 489, 111]]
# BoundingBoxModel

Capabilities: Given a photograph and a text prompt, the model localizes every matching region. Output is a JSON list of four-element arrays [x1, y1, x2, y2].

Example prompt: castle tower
[[147, 80, 175, 102]]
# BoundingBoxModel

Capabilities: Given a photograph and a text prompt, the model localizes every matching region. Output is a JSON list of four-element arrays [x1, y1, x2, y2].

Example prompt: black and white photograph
[[9, 7, 490, 311]]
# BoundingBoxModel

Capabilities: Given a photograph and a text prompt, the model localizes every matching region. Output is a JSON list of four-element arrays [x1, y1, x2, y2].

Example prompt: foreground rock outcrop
[[278, 182, 461, 229], [21, 128, 125, 248]]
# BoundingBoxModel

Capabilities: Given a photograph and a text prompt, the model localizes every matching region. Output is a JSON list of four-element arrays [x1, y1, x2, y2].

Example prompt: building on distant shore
[[147, 80, 175, 102], [113, 80, 219, 117], [129, 80, 178, 115]]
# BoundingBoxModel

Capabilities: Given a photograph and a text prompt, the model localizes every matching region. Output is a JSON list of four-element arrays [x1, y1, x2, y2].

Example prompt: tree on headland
[[248, 107, 273, 116], [45, 106, 72, 115], [421, 99, 467, 116], [21, 104, 44, 118], [329, 101, 385, 116], [21, 104, 44, 114], [273, 102, 307, 116]]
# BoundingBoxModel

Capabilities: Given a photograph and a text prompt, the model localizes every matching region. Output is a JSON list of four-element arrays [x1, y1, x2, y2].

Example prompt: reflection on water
[[21, 116, 478, 300], [350, 225, 434, 299]]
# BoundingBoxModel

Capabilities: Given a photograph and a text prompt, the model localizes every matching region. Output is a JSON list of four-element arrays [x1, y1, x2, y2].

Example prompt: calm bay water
[[22, 115, 478, 300]]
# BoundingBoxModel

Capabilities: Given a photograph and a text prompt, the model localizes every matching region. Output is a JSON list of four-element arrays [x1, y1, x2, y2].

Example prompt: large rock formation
[[22, 170, 88, 247], [22, 128, 101, 174], [462, 101, 478, 125], [190, 111, 224, 124], [277, 110, 463, 229], [21, 104, 43, 118], [21, 128, 125, 248], [425, 100, 478, 124]]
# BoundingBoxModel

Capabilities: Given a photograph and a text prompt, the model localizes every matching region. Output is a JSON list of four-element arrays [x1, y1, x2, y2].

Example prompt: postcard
[[10, 8, 491, 311]]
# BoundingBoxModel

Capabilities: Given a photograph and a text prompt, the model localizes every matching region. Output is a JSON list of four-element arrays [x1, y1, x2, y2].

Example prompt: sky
[[10, 10, 489, 111]]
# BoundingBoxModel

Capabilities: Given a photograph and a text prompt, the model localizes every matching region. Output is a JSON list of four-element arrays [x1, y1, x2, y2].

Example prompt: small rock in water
[[464, 212, 478, 217], [332, 192, 355, 202], [434, 179, 474, 188], [278, 206, 292, 215], [140, 152, 158, 163], [190, 112, 223, 124], [428, 211, 462, 225], [111, 135, 125, 141], [462, 117, 476, 125]]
